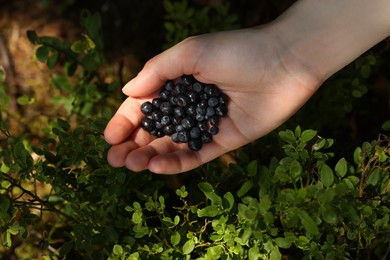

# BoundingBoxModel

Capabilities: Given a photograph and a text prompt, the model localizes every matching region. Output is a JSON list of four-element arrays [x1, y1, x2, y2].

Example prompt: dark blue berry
[[171, 133, 180, 142], [140, 101, 153, 114], [201, 132, 212, 143], [215, 105, 227, 117], [173, 116, 182, 125], [152, 98, 163, 108], [190, 127, 202, 139], [209, 116, 219, 125], [169, 96, 177, 105], [198, 121, 208, 131], [175, 125, 185, 132], [204, 85, 219, 96], [187, 91, 200, 103], [176, 95, 190, 107], [155, 121, 163, 129], [210, 126, 219, 135], [178, 130, 190, 142], [164, 80, 174, 91], [196, 114, 205, 121], [219, 93, 229, 105], [163, 124, 175, 135], [196, 104, 206, 116], [192, 82, 204, 93], [206, 107, 215, 117], [182, 75, 195, 85], [173, 83, 186, 95], [160, 90, 171, 100], [152, 111, 163, 121], [161, 115, 171, 126], [173, 106, 185, 117], [188, 138, 203, 151], [160, 102, 173, 115], [141, 118, 154, 132], [186, 104, 196, 116], [181, 117, 196, 129], [207, 97, 219, 107]]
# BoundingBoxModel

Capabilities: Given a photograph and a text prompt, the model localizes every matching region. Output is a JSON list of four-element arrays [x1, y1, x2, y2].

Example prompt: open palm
[[104, 27, 321, 174]]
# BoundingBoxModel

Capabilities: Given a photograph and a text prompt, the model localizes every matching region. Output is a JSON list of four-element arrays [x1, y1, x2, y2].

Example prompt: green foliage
[[1, 2, 390, 260], [163, 0, 239, 48]]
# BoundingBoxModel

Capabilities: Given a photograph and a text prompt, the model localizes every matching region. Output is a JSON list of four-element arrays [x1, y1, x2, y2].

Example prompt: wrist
[[272, 0, 390, 82]]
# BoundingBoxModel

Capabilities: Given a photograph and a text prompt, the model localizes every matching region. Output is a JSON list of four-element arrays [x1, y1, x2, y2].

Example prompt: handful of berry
[[140, 75, 229, 151]]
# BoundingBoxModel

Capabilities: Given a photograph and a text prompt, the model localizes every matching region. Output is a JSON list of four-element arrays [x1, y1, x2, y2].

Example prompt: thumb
[[122, 38, 201, 97]]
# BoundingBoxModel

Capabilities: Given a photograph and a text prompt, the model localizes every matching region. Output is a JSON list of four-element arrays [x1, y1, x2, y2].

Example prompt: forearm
[[273, 0, 390, 82]]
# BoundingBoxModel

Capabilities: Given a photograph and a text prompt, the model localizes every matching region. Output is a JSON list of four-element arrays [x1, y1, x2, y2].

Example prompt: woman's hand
[[104, 26, 321, 174]]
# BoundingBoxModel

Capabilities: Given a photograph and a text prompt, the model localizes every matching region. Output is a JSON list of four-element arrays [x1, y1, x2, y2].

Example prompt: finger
[[122, 37, 201, 97], [104, 96, 145, 145], [107, 141, 139, 167], [124, 137, 185, 172]]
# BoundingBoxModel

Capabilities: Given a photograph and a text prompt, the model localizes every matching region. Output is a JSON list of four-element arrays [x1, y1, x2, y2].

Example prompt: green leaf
[[248, 246, 260, 260], [26, 30, 39, 44], [197, 205, 220, 217], [270, 246, 282, 260], [47, 50, 59, 69], [71, 40, 85, 53], [198, 182, 213, 193], [335, 158, 347, 178], [300, 129, 317, 143], [223, 192, 234, 211], [112, 245, 123, 256], [289, 160, 302, 181], [170, 231, 181, 246], [320, 164, 334, 187], [247, 160, 258, 176], [298, 210, 319, 236], [274, 237, 291, 249], [2, 231, 11, 247], [279, 130, 296, 144], [182, 239, 195, 255], [36, 45, 50, 62], [132, 211, 143, 224], [57, 118, 70, 131], [17, 95, 34, 105], [237, 180, 253, 197], [294, 125, 302, 138]]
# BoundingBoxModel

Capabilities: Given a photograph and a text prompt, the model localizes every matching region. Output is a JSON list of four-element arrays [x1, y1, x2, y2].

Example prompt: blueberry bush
[[1, 1, 390, 259]]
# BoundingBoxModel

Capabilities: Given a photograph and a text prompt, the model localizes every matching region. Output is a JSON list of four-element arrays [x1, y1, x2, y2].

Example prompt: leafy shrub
[[1, 2, 390, 260]]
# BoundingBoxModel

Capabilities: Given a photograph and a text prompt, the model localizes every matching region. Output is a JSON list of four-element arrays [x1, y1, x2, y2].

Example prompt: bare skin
[[104, 0, 390, 174]]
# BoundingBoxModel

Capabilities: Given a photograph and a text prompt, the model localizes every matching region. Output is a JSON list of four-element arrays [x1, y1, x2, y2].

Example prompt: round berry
[[201, 132, 212, 143], [164, 80, 174, 91], [163, 124, 175, 135], [152, 98, 163, 108], [173, 83, 186, 96], [181, 117, 196, 129], [215, 105, 227, 117], [161, 115, 171, 126], [178, 130, 190, 142], [207, 97, 219, 107], [171, 133, 180, 143], [140, 101, 153, 114], [210, 126, 219, 135], [160, 102, 173, 115], [190, 127, 202, 139], [186, 104, 196, 116], [206, 107, 215, 118], [141, 118, 154, 132], [151, 111, 163, 121], [192, 82, 204, 93], [176, 95, 190, 107], [188, 138, 203, 151], [182, 75, 195, 85]]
